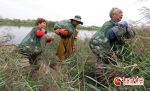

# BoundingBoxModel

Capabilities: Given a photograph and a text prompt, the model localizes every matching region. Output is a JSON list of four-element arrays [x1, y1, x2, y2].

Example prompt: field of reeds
[[0, 23, 150, 91]]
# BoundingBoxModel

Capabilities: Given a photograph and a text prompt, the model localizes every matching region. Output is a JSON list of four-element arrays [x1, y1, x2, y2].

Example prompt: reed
[[0, 21, 150, 91]]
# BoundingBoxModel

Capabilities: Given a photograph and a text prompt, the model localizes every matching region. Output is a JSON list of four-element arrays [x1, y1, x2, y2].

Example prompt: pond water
[[0, 26, 96, 44]]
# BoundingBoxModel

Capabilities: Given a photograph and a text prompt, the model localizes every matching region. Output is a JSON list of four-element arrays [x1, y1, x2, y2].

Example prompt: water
[[0, 26, 96, 44]]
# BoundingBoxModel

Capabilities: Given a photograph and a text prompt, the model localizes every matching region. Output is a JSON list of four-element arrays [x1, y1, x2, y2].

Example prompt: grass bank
[[0, 26, 150, 91]]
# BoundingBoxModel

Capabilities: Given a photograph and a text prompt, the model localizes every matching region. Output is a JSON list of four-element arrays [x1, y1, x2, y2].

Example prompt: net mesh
[[17, 27, 42, 56]]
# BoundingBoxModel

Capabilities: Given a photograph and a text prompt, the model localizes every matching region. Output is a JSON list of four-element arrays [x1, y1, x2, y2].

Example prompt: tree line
[[0, 17, 99, 31]]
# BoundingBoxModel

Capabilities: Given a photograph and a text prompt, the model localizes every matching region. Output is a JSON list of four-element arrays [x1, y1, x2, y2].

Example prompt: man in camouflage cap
[[89, 7, 135, 87]]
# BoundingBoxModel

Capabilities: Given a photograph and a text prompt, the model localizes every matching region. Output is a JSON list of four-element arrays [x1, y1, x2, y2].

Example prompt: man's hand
[[72, 47, 76, 54], [55, 29, 68, 36], [50, 36, 55, 41]]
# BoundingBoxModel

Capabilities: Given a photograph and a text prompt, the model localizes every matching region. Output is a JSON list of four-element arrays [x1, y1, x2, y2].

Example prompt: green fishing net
[[17, 27, 42, 56]]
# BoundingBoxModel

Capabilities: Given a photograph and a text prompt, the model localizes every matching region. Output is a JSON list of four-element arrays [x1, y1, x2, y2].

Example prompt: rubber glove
[[58, 29, 68, 36]]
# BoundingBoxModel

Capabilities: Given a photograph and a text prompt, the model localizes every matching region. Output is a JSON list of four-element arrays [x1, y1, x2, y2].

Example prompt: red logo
[[114, 77, 121, 86], [114, 76, 144, 86]]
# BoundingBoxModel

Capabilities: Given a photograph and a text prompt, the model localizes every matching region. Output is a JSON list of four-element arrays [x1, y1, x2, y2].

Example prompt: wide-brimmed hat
[[70, 15, 83, 25]]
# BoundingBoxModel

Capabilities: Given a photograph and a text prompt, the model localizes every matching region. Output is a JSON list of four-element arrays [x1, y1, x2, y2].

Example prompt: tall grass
[[0, 24, 150, 91]]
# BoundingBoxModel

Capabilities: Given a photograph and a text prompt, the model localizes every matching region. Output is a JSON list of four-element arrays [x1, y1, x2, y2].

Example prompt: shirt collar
[[110, 20, 116, 25], [111, 19, 115, 23]]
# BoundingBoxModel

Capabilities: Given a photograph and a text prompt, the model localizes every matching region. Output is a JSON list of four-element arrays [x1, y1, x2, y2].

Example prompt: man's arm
[[54, 29, 68, 36], [36, 30, 45, 37], [71, 29, 78, 54]]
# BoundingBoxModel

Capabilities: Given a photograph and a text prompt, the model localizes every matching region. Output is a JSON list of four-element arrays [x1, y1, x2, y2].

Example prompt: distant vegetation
[[77, 25, 99, 30], [0, 16, 99, 31]]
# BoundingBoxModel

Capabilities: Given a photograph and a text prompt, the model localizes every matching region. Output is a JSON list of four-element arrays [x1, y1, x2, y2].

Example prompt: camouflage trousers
[[95, 57, 121, 86]]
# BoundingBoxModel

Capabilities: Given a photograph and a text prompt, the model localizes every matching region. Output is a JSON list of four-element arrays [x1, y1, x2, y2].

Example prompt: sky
[[0, 0, 149, 26]]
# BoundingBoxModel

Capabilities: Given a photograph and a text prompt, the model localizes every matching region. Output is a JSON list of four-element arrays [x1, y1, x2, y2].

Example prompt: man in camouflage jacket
[[89, 7, 135, 87]]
